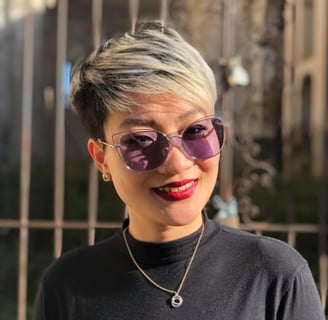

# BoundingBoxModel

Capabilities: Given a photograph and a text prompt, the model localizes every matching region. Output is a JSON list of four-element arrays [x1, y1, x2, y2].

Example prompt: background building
[[282, 0, 328, 177]]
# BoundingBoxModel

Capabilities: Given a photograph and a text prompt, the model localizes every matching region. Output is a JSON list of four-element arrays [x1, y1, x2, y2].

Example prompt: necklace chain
[[122, 223, 205, 308]]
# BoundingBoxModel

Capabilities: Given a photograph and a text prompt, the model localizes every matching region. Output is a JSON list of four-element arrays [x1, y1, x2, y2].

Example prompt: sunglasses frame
[[97, 116, 225, 172]]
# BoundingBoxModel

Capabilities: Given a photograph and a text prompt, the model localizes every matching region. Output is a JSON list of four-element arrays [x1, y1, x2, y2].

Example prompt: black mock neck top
[[34, 216, 325, 319]]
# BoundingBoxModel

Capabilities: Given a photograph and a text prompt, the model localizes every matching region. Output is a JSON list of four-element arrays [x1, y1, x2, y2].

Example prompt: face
[[88, 95, 220, 241]]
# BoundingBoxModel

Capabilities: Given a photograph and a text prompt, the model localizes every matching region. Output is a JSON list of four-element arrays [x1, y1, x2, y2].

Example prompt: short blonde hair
[[70, 21, 217, 138]]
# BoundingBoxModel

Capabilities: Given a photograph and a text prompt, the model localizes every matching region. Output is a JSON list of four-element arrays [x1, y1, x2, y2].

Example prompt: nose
[[158, 136, 195, 174]]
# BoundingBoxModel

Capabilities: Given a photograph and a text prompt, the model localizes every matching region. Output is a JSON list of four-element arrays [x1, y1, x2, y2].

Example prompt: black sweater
[[34, 217, 325, 319]]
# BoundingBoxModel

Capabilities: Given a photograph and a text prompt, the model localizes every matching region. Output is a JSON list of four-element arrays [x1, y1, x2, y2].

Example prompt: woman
[[34, 21, 325, 319]]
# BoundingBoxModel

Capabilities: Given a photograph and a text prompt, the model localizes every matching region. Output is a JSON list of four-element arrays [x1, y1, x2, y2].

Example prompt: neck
[[127, 214, 204, 242]]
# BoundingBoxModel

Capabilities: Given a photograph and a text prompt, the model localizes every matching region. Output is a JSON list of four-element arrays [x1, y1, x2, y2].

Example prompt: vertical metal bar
[[160, 0, 168, 24], [92, 0, 103, 49], [220, 0, 235, 197], [219, 0, 238, 222], [54, 0, 68, 258], [129, 0, 139, 34], [287, 231, 296, 247], [318, 129, 327, 309], [318, 212, 327, 310], [125, 0, 140, 220], [88, 164, 98, 245], [3, 0, 10, 26], [320, 0, 328, 311], [88, 0, 103, 245], [17, 2, 34, 319]]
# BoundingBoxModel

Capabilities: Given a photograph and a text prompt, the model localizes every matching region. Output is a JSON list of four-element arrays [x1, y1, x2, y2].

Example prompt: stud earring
[[102, 172, 112, 182]]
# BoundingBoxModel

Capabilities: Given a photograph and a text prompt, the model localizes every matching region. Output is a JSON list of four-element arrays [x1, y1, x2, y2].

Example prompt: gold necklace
[[122, 224, 205, 308]]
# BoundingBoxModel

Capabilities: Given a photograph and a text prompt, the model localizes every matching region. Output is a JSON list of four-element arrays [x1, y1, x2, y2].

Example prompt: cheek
[[104, 148, 124, 173], [106, 148, 152, 194], [110, 167, 149, 204], [199, 156, 220, 191], [200, 155, 220, 176]]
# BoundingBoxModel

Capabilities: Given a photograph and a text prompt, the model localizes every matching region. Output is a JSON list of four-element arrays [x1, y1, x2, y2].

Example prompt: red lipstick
[[153, 179, 198, 201]]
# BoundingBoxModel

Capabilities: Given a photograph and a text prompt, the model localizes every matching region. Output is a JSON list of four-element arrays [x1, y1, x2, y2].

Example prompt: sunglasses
[[98, 116, 224, 172]]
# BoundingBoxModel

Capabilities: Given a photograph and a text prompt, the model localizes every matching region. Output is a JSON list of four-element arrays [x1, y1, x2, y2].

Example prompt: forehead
[[117, 108, 203, 129], [102, 93, 213, 138]]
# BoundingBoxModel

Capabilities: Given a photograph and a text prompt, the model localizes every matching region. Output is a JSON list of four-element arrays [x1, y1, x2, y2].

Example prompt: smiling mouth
[[153, 180, 198, 201], [157, 180, 195, 193]]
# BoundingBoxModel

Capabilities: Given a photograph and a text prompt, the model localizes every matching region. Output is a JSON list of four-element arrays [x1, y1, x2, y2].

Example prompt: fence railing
[[0, 216, 326, 319]]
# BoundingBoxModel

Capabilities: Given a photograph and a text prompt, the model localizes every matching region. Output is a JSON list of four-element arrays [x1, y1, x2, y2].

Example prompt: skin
[[88, 94, 220, 242]]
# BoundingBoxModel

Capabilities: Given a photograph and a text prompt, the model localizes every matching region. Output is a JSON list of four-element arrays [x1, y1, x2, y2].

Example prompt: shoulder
[[212, 221, 307, 275], [41, 230, 123, 286]]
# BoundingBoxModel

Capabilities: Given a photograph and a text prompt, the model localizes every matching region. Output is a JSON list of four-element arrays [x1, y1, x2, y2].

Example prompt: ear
[[87, 138, 110, 174]]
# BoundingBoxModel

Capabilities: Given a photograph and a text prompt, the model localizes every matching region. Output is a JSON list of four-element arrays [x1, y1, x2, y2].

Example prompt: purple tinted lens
[[119, 131, 169, 171], [182, 118, 223, 159], [118, 117, 224, 172]]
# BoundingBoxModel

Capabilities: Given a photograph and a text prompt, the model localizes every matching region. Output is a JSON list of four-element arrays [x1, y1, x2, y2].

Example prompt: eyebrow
[[118, 118, 157, 129], [118, 109, 204, 130]]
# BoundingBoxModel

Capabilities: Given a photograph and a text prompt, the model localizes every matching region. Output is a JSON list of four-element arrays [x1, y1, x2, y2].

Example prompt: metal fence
[[0, 0, 327, 319]]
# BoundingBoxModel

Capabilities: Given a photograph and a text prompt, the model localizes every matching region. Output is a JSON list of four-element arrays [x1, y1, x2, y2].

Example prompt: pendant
[[171, 293, 183, 308]]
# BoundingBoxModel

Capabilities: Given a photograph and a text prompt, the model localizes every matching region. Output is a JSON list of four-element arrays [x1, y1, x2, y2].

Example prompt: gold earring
[[102, 172, 111, 182]]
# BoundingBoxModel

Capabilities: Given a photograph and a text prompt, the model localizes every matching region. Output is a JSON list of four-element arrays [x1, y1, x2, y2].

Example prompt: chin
[[159, 207, 202, 227]]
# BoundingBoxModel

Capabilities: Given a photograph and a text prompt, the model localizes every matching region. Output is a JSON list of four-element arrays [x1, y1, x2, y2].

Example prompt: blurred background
[[0, 0, 327, 319]]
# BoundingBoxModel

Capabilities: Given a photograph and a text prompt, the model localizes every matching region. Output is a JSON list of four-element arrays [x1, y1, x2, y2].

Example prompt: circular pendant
[[171, 293, 183, 308]]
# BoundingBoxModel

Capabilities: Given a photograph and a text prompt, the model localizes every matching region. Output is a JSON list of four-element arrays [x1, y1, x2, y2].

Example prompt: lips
[[153, 179, 198, 201]]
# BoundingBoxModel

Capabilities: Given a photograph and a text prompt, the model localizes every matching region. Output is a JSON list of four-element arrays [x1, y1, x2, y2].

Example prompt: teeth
[[158, 181, 194, 193]]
